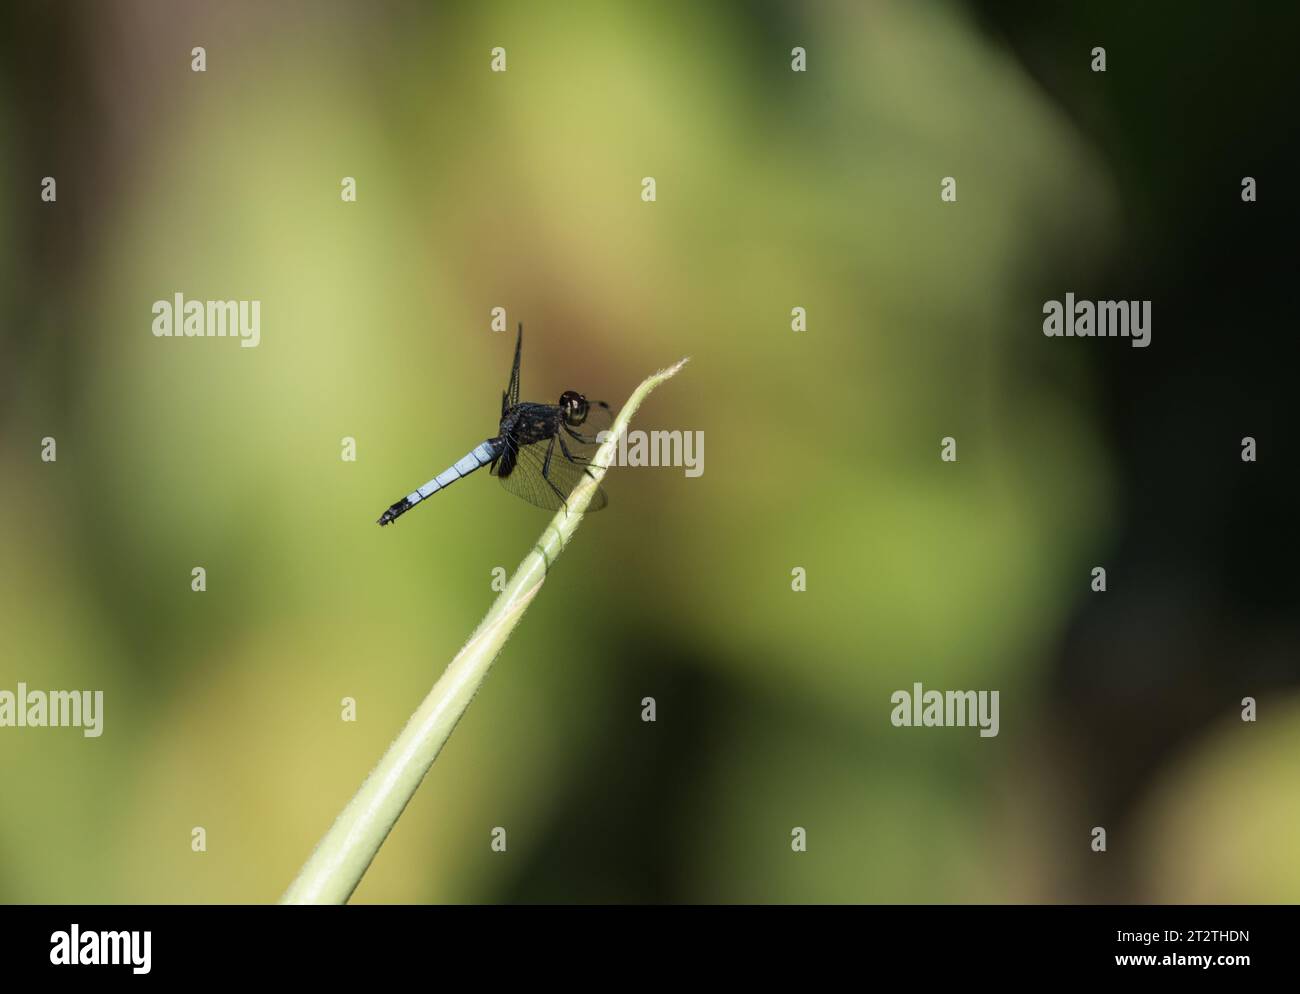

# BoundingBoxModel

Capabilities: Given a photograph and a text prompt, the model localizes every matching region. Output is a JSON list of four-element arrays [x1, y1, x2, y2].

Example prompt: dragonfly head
[[560, 390, 590, 427]]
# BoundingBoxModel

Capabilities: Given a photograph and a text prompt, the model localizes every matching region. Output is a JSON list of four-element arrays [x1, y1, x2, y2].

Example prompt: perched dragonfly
[[377, 325, 612, 525]]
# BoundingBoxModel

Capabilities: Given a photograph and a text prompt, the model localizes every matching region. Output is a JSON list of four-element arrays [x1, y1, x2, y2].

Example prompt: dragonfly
[[377, 325, 612, 525]]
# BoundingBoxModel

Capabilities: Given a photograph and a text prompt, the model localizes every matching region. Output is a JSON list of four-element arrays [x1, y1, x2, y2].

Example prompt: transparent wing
[[493, 432, 608, 513]]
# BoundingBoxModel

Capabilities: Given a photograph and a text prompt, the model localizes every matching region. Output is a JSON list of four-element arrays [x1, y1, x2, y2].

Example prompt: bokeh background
[[2, 1, 1297, 903]]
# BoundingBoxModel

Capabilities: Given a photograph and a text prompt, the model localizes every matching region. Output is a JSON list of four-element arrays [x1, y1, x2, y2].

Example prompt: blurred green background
[[2, 1, 1297, 903]]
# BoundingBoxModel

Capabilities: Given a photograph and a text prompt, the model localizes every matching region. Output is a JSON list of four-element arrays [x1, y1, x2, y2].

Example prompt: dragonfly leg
[[557, 435, 591, 463], [564, 426, 602, 446], [558, 434, 600, 481], [540, 436, 570, 513]]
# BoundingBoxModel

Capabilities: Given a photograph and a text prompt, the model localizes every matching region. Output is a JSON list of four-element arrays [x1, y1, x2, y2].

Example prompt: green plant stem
[[279, 356, 689, 904]]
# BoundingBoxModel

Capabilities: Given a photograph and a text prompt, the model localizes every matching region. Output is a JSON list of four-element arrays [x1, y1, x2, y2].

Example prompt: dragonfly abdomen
[[377, 440, 500, 525]]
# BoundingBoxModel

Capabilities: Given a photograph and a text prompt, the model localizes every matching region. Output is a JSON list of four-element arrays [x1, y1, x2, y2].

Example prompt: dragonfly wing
[[494, 433, 608, 512], [504, 324, 523, 408]]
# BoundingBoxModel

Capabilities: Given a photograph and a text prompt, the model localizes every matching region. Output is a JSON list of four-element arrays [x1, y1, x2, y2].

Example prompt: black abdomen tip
[[377, 498, 412, 526]]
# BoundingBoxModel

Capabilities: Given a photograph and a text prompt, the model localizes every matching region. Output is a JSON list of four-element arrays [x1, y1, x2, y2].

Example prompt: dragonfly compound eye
[[560, 390, 588, 426]]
